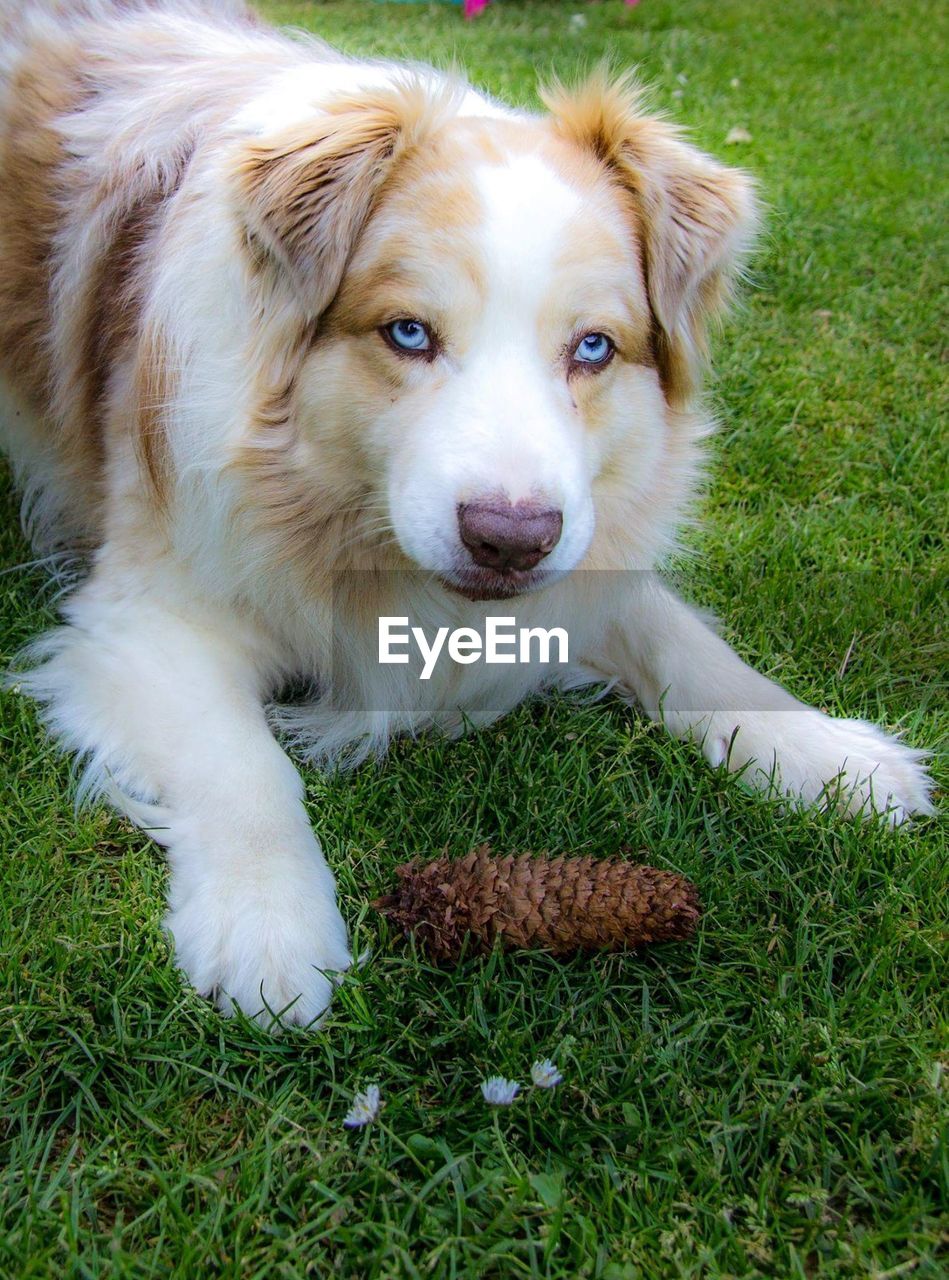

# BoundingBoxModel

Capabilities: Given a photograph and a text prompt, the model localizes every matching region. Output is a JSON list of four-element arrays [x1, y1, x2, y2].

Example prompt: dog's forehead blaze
[[335, 113, 648, 337]]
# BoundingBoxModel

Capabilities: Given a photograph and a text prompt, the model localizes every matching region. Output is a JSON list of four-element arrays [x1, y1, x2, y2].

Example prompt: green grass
[[1, 1, 946, 1275]]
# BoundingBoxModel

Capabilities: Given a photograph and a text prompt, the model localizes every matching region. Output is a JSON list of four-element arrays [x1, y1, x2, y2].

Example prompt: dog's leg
[[587, 575, 933, 824], [17, 562, 350, 1025]]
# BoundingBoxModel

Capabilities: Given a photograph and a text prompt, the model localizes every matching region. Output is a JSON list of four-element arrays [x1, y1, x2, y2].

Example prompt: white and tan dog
[[0, 0, 931, 1024]]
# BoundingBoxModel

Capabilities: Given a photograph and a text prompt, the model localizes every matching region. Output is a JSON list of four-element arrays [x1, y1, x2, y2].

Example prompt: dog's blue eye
[[573, 332, 613, 365], [385, 319, 432, 353]]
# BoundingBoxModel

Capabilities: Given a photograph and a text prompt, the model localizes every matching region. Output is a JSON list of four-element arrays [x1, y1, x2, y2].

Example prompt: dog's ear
[[543, 70, 758, 406], [235, 79, 453, 317]]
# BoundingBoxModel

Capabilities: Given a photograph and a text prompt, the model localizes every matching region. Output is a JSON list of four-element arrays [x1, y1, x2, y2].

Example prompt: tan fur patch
[[236, 79, 463, 318], [322, 135, 488, 339], [131, 325, 176, 505], [80, 178, 187, 481], [541, 68, 758, 407], [0, 38, 86, 415], [0, 27, 194, 523]]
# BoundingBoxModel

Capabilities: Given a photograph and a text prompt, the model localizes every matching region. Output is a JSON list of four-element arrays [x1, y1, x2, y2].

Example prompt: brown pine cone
[[374, 844, 701, 963]]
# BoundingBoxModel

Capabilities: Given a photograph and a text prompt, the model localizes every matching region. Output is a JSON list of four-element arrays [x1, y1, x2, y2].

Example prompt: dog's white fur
[[0, 0, 932, 1025]]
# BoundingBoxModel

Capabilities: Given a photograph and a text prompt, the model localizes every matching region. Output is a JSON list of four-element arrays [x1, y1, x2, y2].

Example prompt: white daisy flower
[[343, 1084, 382, 1129], [530, 1059, 564, 1089], [480, 1075, 520, 1106]]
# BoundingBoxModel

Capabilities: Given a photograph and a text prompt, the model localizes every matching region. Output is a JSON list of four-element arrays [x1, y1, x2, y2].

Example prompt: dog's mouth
[[438, 565, 554, 601]]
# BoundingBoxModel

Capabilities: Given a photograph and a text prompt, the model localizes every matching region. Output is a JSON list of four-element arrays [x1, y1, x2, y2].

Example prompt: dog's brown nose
[[458, 500, 563, 572]]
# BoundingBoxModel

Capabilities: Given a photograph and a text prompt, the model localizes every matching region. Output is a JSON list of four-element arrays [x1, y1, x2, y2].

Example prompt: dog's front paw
[[703, 709, 933, 825], [165, 855, 351, 1027]]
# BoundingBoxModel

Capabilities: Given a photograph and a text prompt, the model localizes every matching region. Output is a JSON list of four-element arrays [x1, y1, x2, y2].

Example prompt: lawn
[[1, 0, 946, 1276]]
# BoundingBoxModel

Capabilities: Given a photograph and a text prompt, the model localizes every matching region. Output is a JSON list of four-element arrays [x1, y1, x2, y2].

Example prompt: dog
[[0, 0, 932, 1025]]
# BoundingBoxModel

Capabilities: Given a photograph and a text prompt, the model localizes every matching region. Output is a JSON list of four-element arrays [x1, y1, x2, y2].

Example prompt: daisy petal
[[530, 1059, 563, 1089], [480, 1075, 520, 1106], [343, 1084, 382, 1128]]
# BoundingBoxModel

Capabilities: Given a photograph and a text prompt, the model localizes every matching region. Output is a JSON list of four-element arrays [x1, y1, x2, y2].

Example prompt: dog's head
[[233, 71, 756, 598]]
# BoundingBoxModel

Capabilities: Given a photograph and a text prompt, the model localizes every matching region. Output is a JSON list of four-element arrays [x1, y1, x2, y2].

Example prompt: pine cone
[[374, 845, 701, 963]]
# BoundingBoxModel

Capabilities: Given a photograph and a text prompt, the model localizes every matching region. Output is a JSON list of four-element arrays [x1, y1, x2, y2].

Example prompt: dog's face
[[303, 121, 652, 600], [236, 75, 756, 597]]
